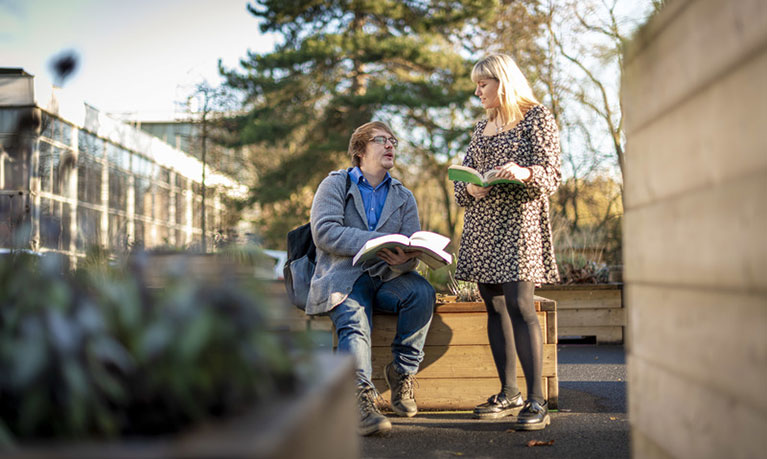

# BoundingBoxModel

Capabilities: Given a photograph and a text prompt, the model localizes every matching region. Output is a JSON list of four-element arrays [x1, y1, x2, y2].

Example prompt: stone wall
[[622, 0, 767, 457]]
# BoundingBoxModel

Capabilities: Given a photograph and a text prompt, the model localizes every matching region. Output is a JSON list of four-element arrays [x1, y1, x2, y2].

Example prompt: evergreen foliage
[[222, 0, 499, 245]]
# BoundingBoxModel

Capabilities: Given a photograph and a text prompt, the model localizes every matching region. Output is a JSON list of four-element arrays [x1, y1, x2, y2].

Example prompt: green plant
[[416, 257, 457, 294], [447, 273, 480, 302], [0, 250, 303, 445], [551, 213, 617, 284]]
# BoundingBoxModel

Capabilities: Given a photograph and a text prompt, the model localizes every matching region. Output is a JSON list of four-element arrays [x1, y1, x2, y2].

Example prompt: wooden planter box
[[3, 353, 357, 459], [370, 296, 558, 410], [538, 283, 624, 344]]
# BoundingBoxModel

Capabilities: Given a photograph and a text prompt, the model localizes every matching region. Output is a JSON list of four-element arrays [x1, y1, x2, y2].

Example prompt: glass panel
[[39, 198, 61, 249], [108, 166, 127, 210], [206, 203, 216, 232], [2, 149, 26, 190], [40, 113, 53, 139], [106, 142, 131, 171], [134, 176, 152, 216], [192, 196, 202, 229], [156, 224, 169, 246], [78, 130, 102, 157], [76, 206, 102, 251], [41, 115, 72, 145], [61, 202, 72, 250], [157, 167, 170, 185], [175, 190, 185, 226], [108, 213, 127, 251], [51, 146, 65, 196], [0, 191, 28, 246], [56, 119, 72, 146], [77, 154, 102, 204], [156, 184, 170, 222], [132, 155, 152, 177], [134, 220, 145, 249], [38, 140, 53, 193]]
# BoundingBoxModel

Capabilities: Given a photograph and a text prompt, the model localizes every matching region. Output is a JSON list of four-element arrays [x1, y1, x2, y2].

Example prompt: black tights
[[478, 281, 544, 403]]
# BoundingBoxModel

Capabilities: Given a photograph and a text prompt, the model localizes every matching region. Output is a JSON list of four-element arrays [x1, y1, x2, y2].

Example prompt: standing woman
[[454, 53, 561, 430]]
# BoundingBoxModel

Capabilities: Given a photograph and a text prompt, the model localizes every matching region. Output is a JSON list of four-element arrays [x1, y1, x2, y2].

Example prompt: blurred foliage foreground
[[0, 250, 308, 446]]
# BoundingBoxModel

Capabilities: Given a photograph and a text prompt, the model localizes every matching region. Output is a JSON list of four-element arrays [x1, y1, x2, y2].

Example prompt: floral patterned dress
[[454, 105, 561, 285]]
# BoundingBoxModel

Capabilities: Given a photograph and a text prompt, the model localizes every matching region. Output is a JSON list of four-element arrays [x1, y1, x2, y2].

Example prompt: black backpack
[[283, 174, 351, 310]]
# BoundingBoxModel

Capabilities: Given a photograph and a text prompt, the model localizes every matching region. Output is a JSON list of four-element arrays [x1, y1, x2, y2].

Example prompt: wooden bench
[[370, 296, 558, 410], [271, 283, 559, 410], [538, 284, 624, 344]]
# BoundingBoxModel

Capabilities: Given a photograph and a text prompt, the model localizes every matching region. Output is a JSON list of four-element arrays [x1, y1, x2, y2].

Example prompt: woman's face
[[475, 78, 501, 109]]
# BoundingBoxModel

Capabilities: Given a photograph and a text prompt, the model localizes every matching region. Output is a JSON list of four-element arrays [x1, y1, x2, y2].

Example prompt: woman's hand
[[377, 247, 417, 265], [467, 183, 492, 200], [496, 161, 532, 182]]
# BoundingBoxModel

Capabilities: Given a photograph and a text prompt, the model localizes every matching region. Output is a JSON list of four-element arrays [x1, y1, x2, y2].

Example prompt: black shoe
[[473, 392, 524, 419], [356, 386, 392, 436], [514, 400, 550, 430], [384, 362, 418, 417]]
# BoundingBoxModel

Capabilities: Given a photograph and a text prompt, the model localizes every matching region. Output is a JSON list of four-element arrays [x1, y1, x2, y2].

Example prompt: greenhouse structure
[[0, 68, 247, 264]]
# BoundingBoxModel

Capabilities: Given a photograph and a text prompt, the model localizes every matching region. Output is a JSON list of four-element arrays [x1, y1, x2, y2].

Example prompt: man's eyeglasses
[[369, 135, 399, 148]]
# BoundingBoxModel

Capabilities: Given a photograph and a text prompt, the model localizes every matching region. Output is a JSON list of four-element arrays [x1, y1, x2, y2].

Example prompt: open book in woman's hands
[[352, 231, 452, 269], [448, 165, 524, 187]]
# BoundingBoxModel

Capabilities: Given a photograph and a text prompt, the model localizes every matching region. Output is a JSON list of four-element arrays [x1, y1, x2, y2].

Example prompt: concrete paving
[[361, 345, 628, 459]]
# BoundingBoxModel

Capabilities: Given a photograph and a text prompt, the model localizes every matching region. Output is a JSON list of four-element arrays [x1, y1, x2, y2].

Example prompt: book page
[[414, 247, 452, 269], [361, 233, 410, 251], [353, 234, 411, 265], [353, 231, 452, 267], [408, 231, 450, 252], [483, 169, 523, 186]]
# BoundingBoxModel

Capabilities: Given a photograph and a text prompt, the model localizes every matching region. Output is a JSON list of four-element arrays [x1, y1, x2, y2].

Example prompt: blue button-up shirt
[[349, 167, 391, 231]]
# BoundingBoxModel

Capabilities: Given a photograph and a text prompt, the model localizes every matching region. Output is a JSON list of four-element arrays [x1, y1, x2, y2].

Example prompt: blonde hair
[[347, 121, 396, 167], [471, 53, 539, 124]]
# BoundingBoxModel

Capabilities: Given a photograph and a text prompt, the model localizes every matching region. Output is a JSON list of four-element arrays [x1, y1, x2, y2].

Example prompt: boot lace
[[357, 387, 383, 415], [397, 374, 417, 400]]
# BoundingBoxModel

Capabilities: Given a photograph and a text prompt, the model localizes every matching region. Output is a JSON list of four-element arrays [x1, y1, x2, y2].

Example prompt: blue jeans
[[329, 271, 435, 389]]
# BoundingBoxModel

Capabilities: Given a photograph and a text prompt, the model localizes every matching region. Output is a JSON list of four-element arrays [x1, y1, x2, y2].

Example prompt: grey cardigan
[[306, 169, 421, 315]]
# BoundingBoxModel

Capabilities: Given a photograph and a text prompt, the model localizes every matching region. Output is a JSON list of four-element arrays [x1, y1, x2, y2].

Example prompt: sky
[[0, 0, 278, 120]]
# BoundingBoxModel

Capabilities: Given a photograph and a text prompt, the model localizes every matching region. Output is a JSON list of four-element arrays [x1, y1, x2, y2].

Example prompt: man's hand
[[467, 183, 491, 200], [377, 247, 418, 265]]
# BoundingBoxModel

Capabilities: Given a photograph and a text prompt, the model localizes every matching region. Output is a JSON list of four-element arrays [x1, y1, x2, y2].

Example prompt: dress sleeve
[[525, 106, 561, 198], [454, 123, 482, 208]]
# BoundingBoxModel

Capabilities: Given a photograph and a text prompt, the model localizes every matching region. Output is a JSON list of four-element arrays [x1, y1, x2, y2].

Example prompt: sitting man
[[307, 121, 435, 436]]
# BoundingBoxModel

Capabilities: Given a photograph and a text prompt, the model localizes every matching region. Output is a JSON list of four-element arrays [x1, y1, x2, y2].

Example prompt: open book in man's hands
[[352, 231, 452, 269], [448, 165, 524, 187]]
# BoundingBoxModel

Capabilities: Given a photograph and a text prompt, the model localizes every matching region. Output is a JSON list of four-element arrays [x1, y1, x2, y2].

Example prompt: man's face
[[359, 128, 397, 171]]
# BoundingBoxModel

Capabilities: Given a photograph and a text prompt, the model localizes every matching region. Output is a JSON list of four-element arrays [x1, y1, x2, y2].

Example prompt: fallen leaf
[[610, 417, 617, 421], [527, 439, 555, 447]]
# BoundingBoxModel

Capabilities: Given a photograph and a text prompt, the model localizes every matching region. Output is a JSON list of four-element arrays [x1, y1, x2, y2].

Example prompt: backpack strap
[[345, 170, 352, 195]]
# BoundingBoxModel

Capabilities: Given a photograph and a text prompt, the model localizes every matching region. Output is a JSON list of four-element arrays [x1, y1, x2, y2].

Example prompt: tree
[[475, 0, 658, 268], [543, 0, 659, 182], [222, 0, 498, 247], [175, 80, 252, 251]]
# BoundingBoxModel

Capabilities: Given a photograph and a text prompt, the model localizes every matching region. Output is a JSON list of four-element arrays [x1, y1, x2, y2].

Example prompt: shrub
[[0, 251, 302, 445]]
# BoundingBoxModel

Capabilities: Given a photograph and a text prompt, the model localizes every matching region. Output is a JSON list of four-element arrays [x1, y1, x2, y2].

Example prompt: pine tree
[[222, 0, 498, 246]]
